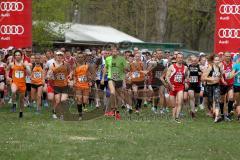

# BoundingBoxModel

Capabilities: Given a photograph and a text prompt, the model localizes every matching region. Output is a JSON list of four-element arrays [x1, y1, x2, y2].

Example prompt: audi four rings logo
[[0, 25, 24, 35], [218, 28, 240, 39], [219, 4, 240, 15], [0, 2, 24, 12]]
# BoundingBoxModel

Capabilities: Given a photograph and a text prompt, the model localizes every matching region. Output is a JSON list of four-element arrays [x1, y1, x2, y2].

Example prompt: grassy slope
[[0, 106, 240, 160]]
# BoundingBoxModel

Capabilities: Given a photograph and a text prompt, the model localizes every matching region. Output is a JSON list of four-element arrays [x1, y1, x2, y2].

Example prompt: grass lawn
[[0, 104, 240, 160]]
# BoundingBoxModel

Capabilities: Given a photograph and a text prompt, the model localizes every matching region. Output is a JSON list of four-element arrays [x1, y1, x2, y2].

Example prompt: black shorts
[[53, 86, 69, 94], [220, 85, 233, 95], [132, 81, 145, 90], [234, 86, 240, 93], [96, 80, 108, 90], [188, 84, 201, 93], [109, 80, 123, 89], [0, 80, 5, 84], [31, 84, 43, 89], [26, 83, 31, 92]]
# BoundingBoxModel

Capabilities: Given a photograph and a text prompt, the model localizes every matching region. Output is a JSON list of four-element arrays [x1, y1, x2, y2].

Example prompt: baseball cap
[[55, 51, 64, 55], [199, 52, 206, 56], [84, 49, 92, 55]]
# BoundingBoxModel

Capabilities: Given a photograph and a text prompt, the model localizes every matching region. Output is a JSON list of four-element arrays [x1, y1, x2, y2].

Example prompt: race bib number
[[56, 73, 65, 80], [112, 72, 120, 80], [189, 76, 198, 83], [237, 76, 240, 84], [213, 71, 220, 78], [78, 75, 87, 82], [132, 71, 140, 78], [34, 72, 42, 79], [15, 71, 24, 79], [0, 75, 4, 80], [174, 72, 183, 83], [155, 71, 162, 79], [96, 71, 101, 80]]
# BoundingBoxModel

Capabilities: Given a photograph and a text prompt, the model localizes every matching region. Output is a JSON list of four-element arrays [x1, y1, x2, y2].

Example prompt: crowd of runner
[[0, 46, 240, 123]]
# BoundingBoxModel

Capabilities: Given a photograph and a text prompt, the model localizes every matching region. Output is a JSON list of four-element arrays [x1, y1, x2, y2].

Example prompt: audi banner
[[214, 0, 240, 54], [0, 0, 32, 49]]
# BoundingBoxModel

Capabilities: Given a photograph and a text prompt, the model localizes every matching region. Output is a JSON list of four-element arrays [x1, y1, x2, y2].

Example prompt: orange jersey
[[12, 64, 26, 84], [52, 64, 69, 87], [74, 64, 89, 89], [130, 62, 145, 82], [31, 65, 44, 85]]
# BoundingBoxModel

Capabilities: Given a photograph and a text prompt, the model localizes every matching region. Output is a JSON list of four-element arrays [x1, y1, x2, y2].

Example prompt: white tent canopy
[[49, 23, 143, 43]]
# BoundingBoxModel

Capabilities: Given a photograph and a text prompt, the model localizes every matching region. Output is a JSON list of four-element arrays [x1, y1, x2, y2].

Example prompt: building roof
[[49, 23, 143, 43]]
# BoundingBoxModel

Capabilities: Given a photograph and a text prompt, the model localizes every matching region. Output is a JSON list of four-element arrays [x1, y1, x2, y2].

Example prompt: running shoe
[[151, 107, 157, 114], [43, 100, 49, 108], [143, 101, 148, 107], [115, 111, 121, 120], [199, 104, 205, 110], [52, 114, 58, 119], [214, 116, 222, 123], [104, 111, 115, 117], [174, 118, 181, 124], [8, 98, 12, 104], [60, 115, 64, 120], [11, 104, 16, 112], [224, 115, 232, 122]]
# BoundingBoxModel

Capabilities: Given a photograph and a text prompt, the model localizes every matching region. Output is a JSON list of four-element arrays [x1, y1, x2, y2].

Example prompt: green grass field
[[0, 105, 240, 160]]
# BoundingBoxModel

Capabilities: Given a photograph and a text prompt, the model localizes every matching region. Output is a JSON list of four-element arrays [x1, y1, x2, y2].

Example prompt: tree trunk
[[155, 0, 168, 42]]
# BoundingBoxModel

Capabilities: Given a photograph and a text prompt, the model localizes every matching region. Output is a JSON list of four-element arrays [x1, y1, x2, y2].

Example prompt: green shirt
[[105, 55, 128, 81]]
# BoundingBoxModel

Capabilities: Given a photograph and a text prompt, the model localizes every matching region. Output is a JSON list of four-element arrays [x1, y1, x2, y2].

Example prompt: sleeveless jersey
[[221, 61, 234, 86], [31, 64, 44, 85], [52, 63, 69, 87], [75, 64, 89, 89], [170, 64, 185, 90]]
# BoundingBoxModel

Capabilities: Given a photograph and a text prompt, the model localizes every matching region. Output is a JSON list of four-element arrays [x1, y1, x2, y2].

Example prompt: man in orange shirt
[[7, 50, 31, 118]]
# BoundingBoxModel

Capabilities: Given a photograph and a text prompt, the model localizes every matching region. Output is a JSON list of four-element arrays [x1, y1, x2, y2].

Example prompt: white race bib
[[56, 73, 65, 80], [15, 71, 24, 79], [174, 72, 183, 83], [189, 76, 198, 83], [237, 76, 240, 83], [112, 72, 120, 80], [132, 71, 140, 78], [0, 75, 4, 80], [78, 75, 87, 82], [34, 72, 42, 79]]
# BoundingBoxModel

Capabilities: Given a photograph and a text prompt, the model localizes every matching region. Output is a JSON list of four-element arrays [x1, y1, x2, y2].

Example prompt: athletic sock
[[19, 112, 23, 118], [220, 102, 224, 118], [228, 101, 234, 115], [52, 109, 56, 114], [43, 92, 47, 100], [136, 99, 142, 111], [200, 96, 203, 104], [0, 91, 4, 99], [77, 104, 83, 116]]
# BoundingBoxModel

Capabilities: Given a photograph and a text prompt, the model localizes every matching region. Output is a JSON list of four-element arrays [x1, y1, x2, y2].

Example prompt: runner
[[31, 53, 45, 113], [219, 52, 234, 121], [166, 53, 188, 123], [150, 49, 167, 114], [130, 52, 146, 113], [202, 54, 222, 123], [73, 54, 94, 120], [232, 58, 240, 121], [0, 53, 7, 105], [102, 46, 129, 119], [7, 50, 31, 118], [47, 51, 70, 119], [187, 55, 202, 118]]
